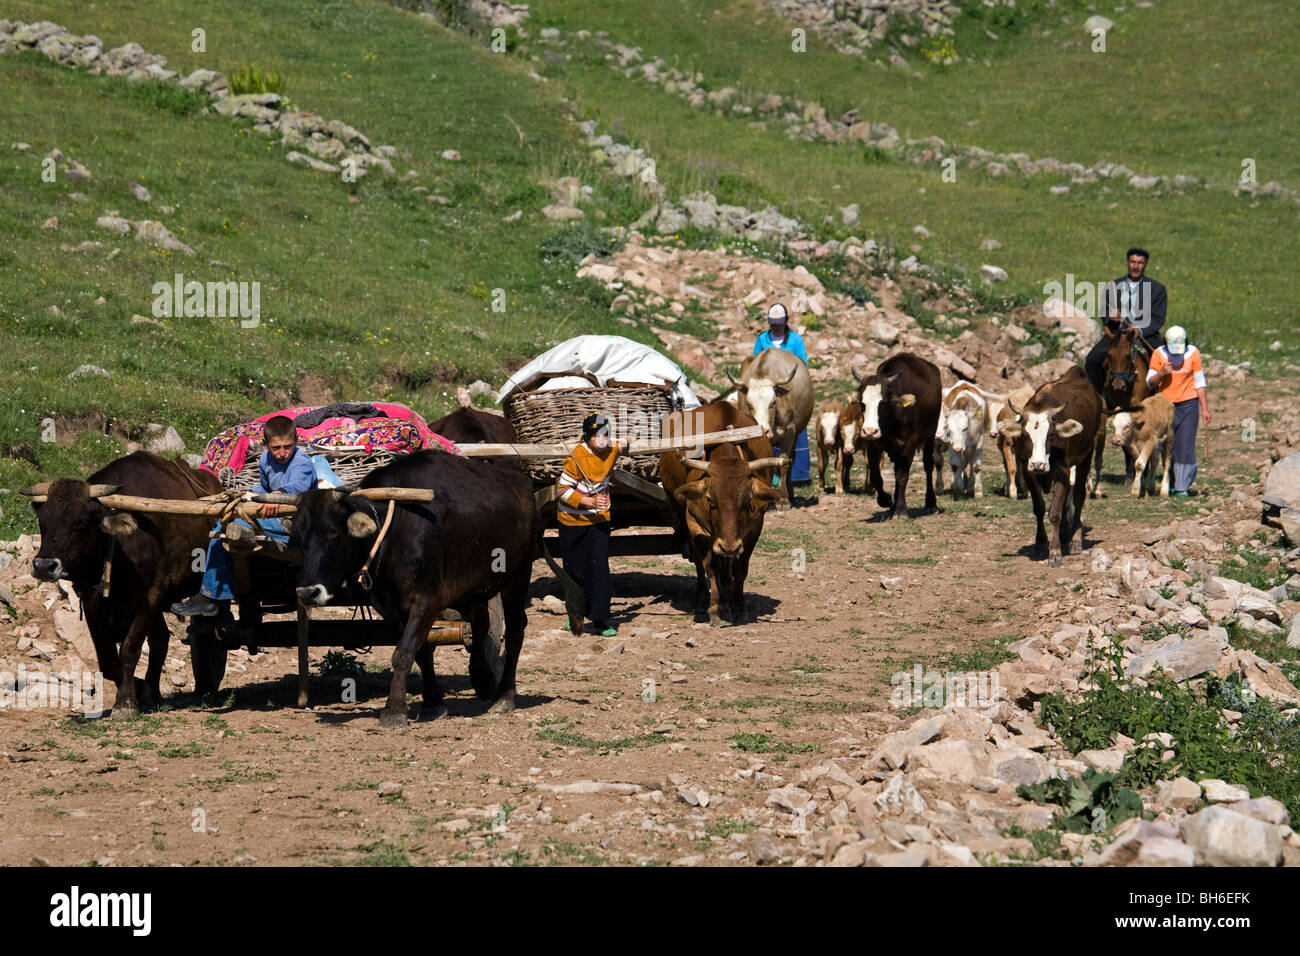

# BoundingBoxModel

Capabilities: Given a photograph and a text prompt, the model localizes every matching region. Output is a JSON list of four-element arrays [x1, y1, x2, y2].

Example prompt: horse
[[1089, 327, 1152, 496]]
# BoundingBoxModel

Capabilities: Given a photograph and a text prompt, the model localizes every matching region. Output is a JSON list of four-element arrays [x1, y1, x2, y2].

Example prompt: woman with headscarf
[[753, 303, 811, 485], [1146, 325, 1210, 497]]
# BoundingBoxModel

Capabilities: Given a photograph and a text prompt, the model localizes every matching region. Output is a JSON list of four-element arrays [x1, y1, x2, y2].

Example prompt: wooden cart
[[72, 417, 763, 706]]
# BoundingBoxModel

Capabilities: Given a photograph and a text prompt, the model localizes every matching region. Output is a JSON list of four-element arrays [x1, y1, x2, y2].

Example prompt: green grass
[[729, 731, 818, 754], [1217, 540, 1290, 592], [1040, 638, 1300, 820], [3, 0, 1295, 543], [352, 837, 415, 866], [0, 0, 663, 538], [519, 0, 1298, 364], [536, 720, 671, 754]]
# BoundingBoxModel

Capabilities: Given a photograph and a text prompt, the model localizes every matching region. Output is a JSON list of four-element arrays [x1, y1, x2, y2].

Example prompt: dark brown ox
[[430, 407, 518, 447], [997, 366, 1102, 566], [851, 353, 942, 519], [289, 450, 537, 727], [659, 402, 784, 625], [24, 452, 222, 716]]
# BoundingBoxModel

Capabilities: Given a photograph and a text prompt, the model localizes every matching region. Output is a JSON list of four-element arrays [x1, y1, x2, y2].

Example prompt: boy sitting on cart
[[172, 415, 317, 621]]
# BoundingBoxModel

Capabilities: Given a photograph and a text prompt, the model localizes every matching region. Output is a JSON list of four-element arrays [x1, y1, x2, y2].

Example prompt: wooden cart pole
[[297, 601, 310, 707], [455, 425, 767, 459]]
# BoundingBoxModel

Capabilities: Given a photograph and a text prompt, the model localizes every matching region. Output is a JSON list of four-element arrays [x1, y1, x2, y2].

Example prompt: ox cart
[[40, 396, 763, 709]]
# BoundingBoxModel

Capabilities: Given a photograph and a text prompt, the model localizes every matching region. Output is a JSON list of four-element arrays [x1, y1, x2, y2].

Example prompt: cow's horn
[[850, 367, 862, 383], [678, 455, 710, 473], [747, 457, 787, 473], [18, 483, 51, 497], [88, 484, 120, 498], [725, 368, 740, 385], [780, 365, 799, 386]]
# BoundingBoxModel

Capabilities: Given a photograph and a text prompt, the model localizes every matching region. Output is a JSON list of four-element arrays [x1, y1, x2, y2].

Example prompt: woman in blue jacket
[[753, 303, 811, 484]]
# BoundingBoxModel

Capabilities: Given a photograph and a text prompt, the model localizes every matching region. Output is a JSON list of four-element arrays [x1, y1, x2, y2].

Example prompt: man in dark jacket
[[1084, 246, 1167, 393]]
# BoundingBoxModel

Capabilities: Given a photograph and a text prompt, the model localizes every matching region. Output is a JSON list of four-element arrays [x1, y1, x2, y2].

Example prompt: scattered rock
[[1180, 805, 1283, 867], [1199, 779, 1250, 803], [69, 364, 110, 379]]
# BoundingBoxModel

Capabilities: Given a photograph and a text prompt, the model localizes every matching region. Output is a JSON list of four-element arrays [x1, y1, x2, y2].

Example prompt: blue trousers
[[1171, 398, 1199, 493], [200, 517, 289, 601], [792, 429, 810, 482]]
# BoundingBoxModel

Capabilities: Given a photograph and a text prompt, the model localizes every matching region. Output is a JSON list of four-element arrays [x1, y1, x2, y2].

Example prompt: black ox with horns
[[278, 449, 540, 727], [23, 452, 223, 716]]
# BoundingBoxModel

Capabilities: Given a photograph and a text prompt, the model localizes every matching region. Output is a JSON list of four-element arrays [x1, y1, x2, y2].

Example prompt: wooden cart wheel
[[467, 596, 507, 700], [190, 632, 228, 696]]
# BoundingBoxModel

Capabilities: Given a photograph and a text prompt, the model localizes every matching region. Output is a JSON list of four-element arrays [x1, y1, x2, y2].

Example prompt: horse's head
[[1103, 328, 1142, 392]]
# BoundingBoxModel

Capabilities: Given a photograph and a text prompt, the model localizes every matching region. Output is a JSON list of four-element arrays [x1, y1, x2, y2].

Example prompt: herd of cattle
[[16, 332, 1176, 725]]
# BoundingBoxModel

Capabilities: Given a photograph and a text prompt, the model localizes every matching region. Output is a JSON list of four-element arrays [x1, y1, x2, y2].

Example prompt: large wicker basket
[[218, 444, 397, 492], [503, 379, 683, 481]]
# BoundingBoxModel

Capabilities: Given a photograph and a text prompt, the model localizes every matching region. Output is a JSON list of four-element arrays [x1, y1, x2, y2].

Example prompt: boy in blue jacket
[[173, 415, 316, 618]]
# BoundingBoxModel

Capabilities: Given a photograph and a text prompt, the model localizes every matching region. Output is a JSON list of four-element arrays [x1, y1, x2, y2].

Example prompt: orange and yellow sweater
[[557, 441, 621, 526]]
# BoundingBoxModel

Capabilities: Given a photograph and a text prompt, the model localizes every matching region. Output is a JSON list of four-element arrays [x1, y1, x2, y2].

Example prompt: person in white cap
[[753, 303, 811, 483], [1146, 325, 1209, 496]]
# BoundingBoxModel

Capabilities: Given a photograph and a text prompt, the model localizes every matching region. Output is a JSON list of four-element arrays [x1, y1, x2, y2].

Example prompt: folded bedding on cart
[[497, 334, 701, 409], [199, 401, 461, 476]]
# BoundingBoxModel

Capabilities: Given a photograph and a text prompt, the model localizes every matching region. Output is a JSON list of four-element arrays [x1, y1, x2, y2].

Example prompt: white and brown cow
[[852, 353, 942, 519], [1110, 393, 1174, 497], [996, 367, 1102, 566], [731, 348, 814, 509], [816, 398, 844, 493], [935, 382, 988, 498], [837, 400, 866, 494]]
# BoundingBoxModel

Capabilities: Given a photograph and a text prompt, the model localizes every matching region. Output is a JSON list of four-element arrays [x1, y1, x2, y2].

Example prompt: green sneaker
[[1173, 491, 1189, 498], [595, 622, 617, 637]]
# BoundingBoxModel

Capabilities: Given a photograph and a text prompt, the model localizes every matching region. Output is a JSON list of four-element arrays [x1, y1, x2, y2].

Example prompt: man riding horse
[[1084, 246, 1167, 406]]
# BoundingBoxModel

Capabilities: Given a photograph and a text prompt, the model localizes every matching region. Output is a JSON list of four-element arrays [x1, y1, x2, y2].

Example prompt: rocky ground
[[2, 362, 1298, 867]]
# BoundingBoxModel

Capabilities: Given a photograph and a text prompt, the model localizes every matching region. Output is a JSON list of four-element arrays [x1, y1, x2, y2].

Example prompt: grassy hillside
[[0, 0, 649, 536], [1, 0, 1296, 540], [520, 0, 1299, 356]]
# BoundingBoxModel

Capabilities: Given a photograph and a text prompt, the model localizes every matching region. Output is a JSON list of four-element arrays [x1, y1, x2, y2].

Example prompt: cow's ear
[[1055, 418, 1084, 438], [673, 483, 707, 503], [99, 512, 138, 537], [999, 420, 1024, 439], [894, 393, 916, 408], [752, 480, 781, 503], [347, 511, 378, 537]]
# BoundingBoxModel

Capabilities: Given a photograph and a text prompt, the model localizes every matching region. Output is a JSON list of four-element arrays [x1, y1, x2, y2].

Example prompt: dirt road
[[0, 377, 1290, 866]]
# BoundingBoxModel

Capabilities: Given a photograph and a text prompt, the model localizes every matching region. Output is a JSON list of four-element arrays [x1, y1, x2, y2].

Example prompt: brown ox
[[659, 402, 784, 624], [997, 367, 1102, 566], [991, 384, 1034, 499], [852, 353, 942, 519], [24, 453, 222, 715]]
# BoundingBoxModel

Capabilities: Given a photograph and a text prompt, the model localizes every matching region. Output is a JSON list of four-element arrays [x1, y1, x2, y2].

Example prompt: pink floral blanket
[[200, 402, 460, 475]]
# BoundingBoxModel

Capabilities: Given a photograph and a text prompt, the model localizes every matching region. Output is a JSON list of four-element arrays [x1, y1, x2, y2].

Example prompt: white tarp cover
[[497, 334, 701, 409]]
